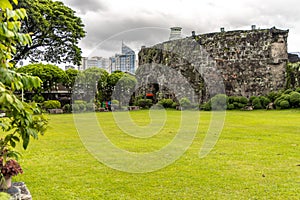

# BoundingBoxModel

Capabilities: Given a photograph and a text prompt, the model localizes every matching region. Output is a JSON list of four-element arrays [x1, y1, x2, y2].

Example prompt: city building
[[109, 42, 136, 74], [80, 56, 109, 71]]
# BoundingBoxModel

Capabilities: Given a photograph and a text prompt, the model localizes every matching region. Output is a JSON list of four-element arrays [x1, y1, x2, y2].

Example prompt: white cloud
[[60, 0, 300, 56]]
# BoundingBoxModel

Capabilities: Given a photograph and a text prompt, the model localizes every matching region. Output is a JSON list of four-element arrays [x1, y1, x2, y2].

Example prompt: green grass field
[[13, 110, 300, 199]]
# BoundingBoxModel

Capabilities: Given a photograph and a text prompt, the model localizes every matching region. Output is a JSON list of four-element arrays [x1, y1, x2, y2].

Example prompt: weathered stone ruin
[[138, 27, 289, 102]]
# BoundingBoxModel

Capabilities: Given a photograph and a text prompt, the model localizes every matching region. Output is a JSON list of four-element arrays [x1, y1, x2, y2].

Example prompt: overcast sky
[[60, 0, 300, 58]]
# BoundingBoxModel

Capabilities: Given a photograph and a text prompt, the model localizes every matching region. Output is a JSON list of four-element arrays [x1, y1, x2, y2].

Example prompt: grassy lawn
[[12, 110, 300, 199]]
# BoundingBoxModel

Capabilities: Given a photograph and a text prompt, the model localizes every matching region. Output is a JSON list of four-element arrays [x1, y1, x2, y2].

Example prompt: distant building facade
[[80, 56, 109, 71], [109, 43, 136, 74]]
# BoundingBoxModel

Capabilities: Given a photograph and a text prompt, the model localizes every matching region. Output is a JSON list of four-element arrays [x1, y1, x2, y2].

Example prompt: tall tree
[[13, 0, 85, 65]]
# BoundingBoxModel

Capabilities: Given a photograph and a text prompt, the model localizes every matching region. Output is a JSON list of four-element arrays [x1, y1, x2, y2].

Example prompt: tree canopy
[[13, 0, 85, 65], [17, 63, 67, 92]]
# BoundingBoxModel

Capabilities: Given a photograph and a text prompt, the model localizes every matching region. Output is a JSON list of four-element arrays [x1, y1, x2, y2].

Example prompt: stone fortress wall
[[138, 27, 289, 101]]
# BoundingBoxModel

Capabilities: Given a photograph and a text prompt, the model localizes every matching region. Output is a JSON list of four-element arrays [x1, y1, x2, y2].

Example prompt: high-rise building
[[109, 42, 136, 74], [80, 56, 109, 71]]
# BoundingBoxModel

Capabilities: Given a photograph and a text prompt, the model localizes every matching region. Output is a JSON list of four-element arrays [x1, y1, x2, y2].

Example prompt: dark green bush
[[249, 96, 257, 103], [201, 101, 211, 111], [259, 96, 271, 108], [179, 97, 191, 109], [32, 94, 45, 103], [239, 96, 248, 104], [136, 99, 153, 108], [283, 89, 293, 94], [158, 98, 174, 108], [86, 103, 95, 111], [43, 100, 61, 110], [279, 100, 290, 109], [289, 92, 300, 107], [228, 96, 235, 104], [211, 94, 227, 110], [252, 97, 262, 109], [227, 104, 235, 110], [267, 91, 281, 102], [172, 102, 179, 109], [72, 100, 87, 112], [63, 104, 71, 113]]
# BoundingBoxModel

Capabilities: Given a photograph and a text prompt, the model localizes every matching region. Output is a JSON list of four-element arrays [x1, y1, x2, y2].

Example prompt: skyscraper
[[109, 42, 136, 74]]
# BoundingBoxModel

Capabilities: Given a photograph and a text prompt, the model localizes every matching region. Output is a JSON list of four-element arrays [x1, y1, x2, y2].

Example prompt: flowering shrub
[[0, 159, 23, 177]]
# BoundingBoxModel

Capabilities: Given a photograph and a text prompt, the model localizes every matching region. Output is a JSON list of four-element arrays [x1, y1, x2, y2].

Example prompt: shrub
[[136, 99, 153, 109], [252, 97, 262, 109], [283, 89, 293, 94], [290, 92, 300, 107], [63, 104, 71, 113], [179, 97, 191, 109], [86, 103, 95, 111], [201, 101, 211, 111], [267, 91, 281, 102], [249, 96, 257, 103], [228, 96, 235, 104], [158, 98, 174, 108], [295, 87, 300, 93], [259, 96, 271, 108], [279, 100, 290, 109], [211, 94, 227, 110], [32, 94, 44, 103], [43, 100, 61, 110], [239, 96, 248, 104], [227, 104, 235, 110], [72, 100, 87, 112], [111, 99, 119, 105], [172, 102, 179, 109], [72, 104, 80, 112]]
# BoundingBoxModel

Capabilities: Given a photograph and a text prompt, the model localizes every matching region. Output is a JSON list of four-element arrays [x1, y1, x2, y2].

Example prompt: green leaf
[[0, 0, 13, 10]]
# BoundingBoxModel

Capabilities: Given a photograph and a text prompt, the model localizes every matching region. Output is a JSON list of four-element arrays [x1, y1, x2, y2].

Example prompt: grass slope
[[12, 110, 300, 199]]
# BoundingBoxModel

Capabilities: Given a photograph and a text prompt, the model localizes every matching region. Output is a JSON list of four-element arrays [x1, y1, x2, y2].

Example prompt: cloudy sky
[[60, 0, 300, 58]]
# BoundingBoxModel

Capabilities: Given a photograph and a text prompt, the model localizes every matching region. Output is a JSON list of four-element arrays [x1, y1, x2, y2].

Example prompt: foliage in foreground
[[0, 0, 48, 187]]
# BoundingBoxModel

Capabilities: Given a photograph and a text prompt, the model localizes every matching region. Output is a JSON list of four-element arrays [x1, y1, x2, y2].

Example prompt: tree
[[0, 0, 47, 151], [74, 67, 109, 102], [106, 71, 137, 105], [65, 68, 79, 91], [13, 0, 85, 65], [17, 63, 67, 92]]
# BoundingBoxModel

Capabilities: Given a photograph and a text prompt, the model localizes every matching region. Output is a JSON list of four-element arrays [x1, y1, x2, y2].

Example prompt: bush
[[267, 91, 281, 102], [158, 98, 174, 108], [72, 100, 87, 112], [172, 102, 179, 109], [201, 101, 211, 111], [239, 96, 248, 104], [111, 99, 119, 105], [290, 92, 300, 107], [227, 104, 235, 110], [136, 99, 153, 109], [283, 89, 293, 94], [62, 104, 71, 113], [252, 97, 262, 109], [295, 87, 300, 93], [43, 100, 61, 110], [259, 96, 271, 108], [179, 97, 191, 109], [249, 96, 257, 103], [279, 100, 290, 109], [32, 94, 44, 103], [86, 103, 95, 111], [211, 94, 227, 110]]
